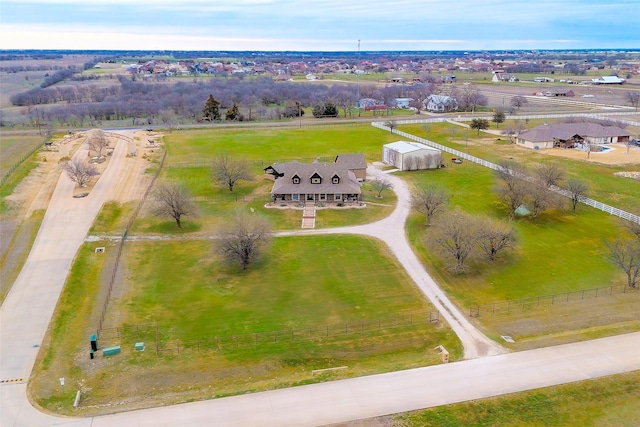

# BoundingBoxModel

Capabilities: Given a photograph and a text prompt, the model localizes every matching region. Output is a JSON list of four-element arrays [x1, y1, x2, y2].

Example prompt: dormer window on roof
[[310, 172, 322, 184], [292, 174, 300, 184], [331, 174, 340, 184]]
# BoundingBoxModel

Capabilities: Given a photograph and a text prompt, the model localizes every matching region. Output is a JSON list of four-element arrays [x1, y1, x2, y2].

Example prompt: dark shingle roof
[[271, 162, 361, 195], [334, 153, 367, 170], [519, 122, 629, 142]]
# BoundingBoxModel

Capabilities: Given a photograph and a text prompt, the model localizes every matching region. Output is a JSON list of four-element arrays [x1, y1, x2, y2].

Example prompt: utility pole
[[356, 40, 361, 114]]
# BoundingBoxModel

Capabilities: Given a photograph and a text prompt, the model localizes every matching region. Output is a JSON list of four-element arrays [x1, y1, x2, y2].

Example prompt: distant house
[[516, 122, 631, 150], [393, 97, 414, 109], [591, 76, 625, 85], [545, 90, 575, 97], [492, 73, 518, 82], [382, 141, 443, 171], [534, 77, 555, 83], [425, 95, 458, 112], [267, 160, 362, 204]]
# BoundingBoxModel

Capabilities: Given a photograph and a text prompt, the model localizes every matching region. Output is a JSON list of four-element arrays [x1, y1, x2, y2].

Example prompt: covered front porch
[[271, 192, 362, 204]]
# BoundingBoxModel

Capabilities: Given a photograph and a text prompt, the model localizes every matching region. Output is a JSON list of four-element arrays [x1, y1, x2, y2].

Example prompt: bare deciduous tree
[[604, 238, 640, 288], [494, 161, 529, 217], [565, 178, 589, 211], [87, 129, 110, 158], [412, 184, 449, 226], [385, 120, 398, 133], [624, 221, 640, 243], [510, 95, 528, 110], [216, 211, 272, 269], [501, 120, 525, 144], [152, 183, 196, 228], [535, 163, 565, 188], [528, 183, 562, 219], [477, 218, 517, 261], [212, 153, 253, 192], [65, 157, 98, 188], [404, 155, 417, 171], [434, 210, 478, 272], [372, 176, 393, 198], [626, 91, 640, 112]]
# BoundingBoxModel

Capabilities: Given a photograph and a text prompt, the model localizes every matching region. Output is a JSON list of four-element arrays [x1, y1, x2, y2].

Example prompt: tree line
[[8, 71, 494, 128]]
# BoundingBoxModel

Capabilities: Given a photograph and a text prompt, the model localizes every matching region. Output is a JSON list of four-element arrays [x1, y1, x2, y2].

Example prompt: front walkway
[[301, 201, 316, 228]]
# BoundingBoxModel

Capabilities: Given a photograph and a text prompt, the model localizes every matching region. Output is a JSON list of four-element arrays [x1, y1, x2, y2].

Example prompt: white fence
[[372, 121, 640, 224]]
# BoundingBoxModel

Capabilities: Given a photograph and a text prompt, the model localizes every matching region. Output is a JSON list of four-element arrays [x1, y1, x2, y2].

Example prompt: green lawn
[[163, 124, 399, 165], [402, 161, 626, 306], [31, 235, 460, 415], [123, 235, 433, 337], [396, 371, 640, 427]]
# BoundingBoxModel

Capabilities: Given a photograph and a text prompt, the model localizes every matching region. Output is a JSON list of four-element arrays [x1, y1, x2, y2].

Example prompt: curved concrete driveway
[[1, 133, 639, 427]]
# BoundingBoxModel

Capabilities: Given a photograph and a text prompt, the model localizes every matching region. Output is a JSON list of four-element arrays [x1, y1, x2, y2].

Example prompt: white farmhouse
[[425, 95, 458, 112], [382, 141, 443, 171]]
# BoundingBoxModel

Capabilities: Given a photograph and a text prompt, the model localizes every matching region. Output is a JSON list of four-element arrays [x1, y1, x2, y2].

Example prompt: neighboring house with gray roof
[[517, 122, 631, 150], [382, 141, 443, 171], [267, 160, 362, 205]]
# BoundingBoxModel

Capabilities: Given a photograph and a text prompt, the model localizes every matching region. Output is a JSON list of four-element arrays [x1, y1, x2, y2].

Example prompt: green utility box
[[135, 342, 145, 351], [102, 346, 121, 357]]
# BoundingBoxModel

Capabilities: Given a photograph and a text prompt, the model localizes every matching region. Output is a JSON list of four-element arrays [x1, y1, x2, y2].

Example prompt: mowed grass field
[[31, 235, 459, 415], [396, 370, 640, 427]]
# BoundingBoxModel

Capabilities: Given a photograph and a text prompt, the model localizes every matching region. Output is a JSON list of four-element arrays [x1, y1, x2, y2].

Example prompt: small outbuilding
[[382, 141, 443, 171]]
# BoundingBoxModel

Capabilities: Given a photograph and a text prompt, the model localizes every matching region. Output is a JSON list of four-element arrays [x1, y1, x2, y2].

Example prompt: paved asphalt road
[[1, 131, 639, 427]]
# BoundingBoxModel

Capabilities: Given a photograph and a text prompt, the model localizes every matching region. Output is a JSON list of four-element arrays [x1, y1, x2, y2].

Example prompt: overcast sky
[[1, 0, 638, 51]]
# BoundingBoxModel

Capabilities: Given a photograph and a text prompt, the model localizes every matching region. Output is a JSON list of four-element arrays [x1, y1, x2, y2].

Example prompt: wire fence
[[0, 136, 48, 188], [468, 283, 638, 318], [96, 149, 167, 331], [372, 121, 640, 224], [97, 310, 441, 355]]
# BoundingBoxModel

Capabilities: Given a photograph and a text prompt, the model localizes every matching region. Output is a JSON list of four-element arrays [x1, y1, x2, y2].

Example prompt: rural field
[[7, 118, 635, 421]]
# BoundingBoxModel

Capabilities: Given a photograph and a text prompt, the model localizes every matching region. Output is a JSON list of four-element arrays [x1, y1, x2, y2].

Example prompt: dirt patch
[[614, 171, 640, 180], [539, 144, 640, 165]]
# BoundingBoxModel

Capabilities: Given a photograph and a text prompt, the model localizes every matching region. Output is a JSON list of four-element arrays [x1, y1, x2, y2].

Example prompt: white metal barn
[[382, 141, 443, 171]]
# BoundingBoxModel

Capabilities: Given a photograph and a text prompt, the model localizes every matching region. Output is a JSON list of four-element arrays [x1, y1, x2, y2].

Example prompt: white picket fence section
[[372, 121, 640, 224]]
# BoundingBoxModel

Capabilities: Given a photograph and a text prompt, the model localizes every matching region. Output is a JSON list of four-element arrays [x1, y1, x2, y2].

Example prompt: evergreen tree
[[225, 102, 240, 121], [203, 94, 221, 121]]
